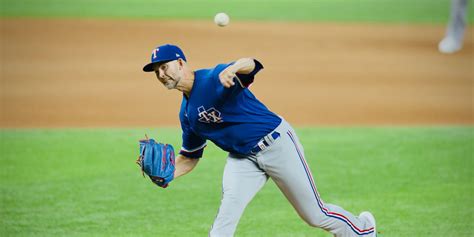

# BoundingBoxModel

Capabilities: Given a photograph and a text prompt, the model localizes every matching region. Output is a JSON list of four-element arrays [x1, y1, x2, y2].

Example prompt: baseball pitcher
[[139, 44, 377, 237]]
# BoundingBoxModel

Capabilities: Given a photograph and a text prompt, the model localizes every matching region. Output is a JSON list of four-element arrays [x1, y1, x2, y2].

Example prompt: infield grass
[[0, 127, 472, 237], [1, 0, 474, 23]]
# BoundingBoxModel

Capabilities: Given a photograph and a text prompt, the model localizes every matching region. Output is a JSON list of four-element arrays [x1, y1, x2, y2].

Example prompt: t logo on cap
[[152, 48, 160, 59], [143, 44, 187, 72]]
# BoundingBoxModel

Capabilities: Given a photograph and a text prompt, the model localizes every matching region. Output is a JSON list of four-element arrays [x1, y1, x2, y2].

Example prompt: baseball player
[[142, 44, 377, 237], [439, 0, 469, 53]]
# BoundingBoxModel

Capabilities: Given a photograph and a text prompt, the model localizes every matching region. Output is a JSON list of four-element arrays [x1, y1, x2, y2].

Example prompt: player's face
[[153, 60, 183, 89]]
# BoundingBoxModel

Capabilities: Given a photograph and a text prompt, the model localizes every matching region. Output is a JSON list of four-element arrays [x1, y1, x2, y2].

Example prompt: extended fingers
[[223, 77, 235, 88], [220, 71, 235, 88]]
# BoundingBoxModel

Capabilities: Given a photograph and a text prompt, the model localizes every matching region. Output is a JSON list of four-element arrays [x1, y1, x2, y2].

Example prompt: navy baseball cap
[[143, 44, 187, 72]]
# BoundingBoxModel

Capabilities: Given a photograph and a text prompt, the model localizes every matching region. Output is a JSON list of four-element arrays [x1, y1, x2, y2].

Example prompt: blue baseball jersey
[[179, 60, 282, 158]]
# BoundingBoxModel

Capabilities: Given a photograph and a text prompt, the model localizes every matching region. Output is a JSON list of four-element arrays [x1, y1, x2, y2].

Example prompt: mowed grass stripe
[[0, 127, 473, 236], [1, 0, 474, 23]]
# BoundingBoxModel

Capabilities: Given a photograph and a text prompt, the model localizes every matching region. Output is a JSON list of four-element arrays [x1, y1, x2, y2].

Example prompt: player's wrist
[[227, 64, 239, 74], [233, 58, 254, 74]]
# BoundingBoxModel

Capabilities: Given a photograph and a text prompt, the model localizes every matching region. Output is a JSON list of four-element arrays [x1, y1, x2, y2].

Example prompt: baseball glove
[[136, 136, 176, 188]]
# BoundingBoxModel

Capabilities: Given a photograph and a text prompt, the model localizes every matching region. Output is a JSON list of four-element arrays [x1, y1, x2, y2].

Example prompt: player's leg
[[439, 0, 468, 53], [447, 0, 468, 39], [258, 120, 375, 237], [209, 154, 268, 237]]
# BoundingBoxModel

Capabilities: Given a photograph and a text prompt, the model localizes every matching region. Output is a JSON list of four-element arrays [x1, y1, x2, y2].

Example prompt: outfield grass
[[0, 127, 472, 236], [1, 0, 474, 23]]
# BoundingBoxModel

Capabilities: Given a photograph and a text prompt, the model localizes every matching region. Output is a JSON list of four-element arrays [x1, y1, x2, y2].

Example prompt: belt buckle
[[251, 131, 280, 155]]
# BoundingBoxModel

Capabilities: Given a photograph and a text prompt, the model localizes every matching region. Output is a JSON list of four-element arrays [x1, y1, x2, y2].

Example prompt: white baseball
[[214, 12, 230, 27]]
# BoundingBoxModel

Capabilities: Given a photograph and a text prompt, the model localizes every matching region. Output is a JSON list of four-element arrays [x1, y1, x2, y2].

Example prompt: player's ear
[[177, 58, 185, 70], [176, 58, 181, 69]]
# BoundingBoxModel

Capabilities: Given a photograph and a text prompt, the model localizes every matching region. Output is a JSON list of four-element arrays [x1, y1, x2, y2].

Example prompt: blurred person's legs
[[439, 0, 468, 53]]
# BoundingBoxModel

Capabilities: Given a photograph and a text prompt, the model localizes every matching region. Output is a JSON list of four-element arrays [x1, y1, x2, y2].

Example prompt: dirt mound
[[1, 19, 472, 127]]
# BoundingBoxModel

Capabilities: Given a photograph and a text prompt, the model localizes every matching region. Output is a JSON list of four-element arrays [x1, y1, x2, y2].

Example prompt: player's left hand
[[136, 135, 176, 188], [219, 67, 237, 88]]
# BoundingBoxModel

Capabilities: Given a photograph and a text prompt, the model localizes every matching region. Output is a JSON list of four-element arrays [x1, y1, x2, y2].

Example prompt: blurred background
[[1, 0, 473, 127], [1, 1, 473, 236]]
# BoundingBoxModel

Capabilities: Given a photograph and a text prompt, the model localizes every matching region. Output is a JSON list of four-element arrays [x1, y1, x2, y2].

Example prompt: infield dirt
[[1, 19, 473, 127]]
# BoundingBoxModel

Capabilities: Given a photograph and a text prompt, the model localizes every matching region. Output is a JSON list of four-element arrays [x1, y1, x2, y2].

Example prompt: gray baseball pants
[[209, 119, 375, 237], [445, 0, 468, 41]]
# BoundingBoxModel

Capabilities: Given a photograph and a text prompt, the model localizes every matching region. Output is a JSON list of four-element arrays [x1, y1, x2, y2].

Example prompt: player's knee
[[222, 195, 248, 209], [305, 219, 323, 228], [301, 213, 329, 229]]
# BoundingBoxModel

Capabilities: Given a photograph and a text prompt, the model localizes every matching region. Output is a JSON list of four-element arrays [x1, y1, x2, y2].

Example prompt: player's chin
[[164, 81, 178, 90]]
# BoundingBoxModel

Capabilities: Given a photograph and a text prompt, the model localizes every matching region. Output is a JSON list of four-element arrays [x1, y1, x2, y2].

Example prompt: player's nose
[[158, 68, 167, 79], [155, 71, 167, 84], [155, 70, 163, 79]]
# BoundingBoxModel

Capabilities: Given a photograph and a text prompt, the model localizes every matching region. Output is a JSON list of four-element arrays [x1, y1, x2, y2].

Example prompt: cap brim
[[143, 62, 157, 72], [143, 59, 177, 72]]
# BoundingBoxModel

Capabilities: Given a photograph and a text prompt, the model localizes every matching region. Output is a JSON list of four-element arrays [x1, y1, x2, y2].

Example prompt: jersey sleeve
[[235, 59, 264, 88], [212, 59, 264, 93], [179, 102, 207, 159]]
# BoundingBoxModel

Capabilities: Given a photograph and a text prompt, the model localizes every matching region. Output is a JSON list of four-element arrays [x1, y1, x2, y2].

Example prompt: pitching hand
[[219, 67, 237, 88]]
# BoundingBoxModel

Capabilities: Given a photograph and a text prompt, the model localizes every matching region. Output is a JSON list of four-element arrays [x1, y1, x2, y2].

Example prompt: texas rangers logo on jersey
[[197, 106, 223, 123]]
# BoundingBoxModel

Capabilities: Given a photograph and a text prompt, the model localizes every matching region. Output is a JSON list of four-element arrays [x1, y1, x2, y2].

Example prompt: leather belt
[[250, 131, 280, 155]]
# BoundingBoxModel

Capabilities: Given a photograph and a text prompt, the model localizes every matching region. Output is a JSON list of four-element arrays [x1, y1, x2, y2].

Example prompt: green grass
[[1, 0, 474, 23], [0, 127, 472, 236]]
